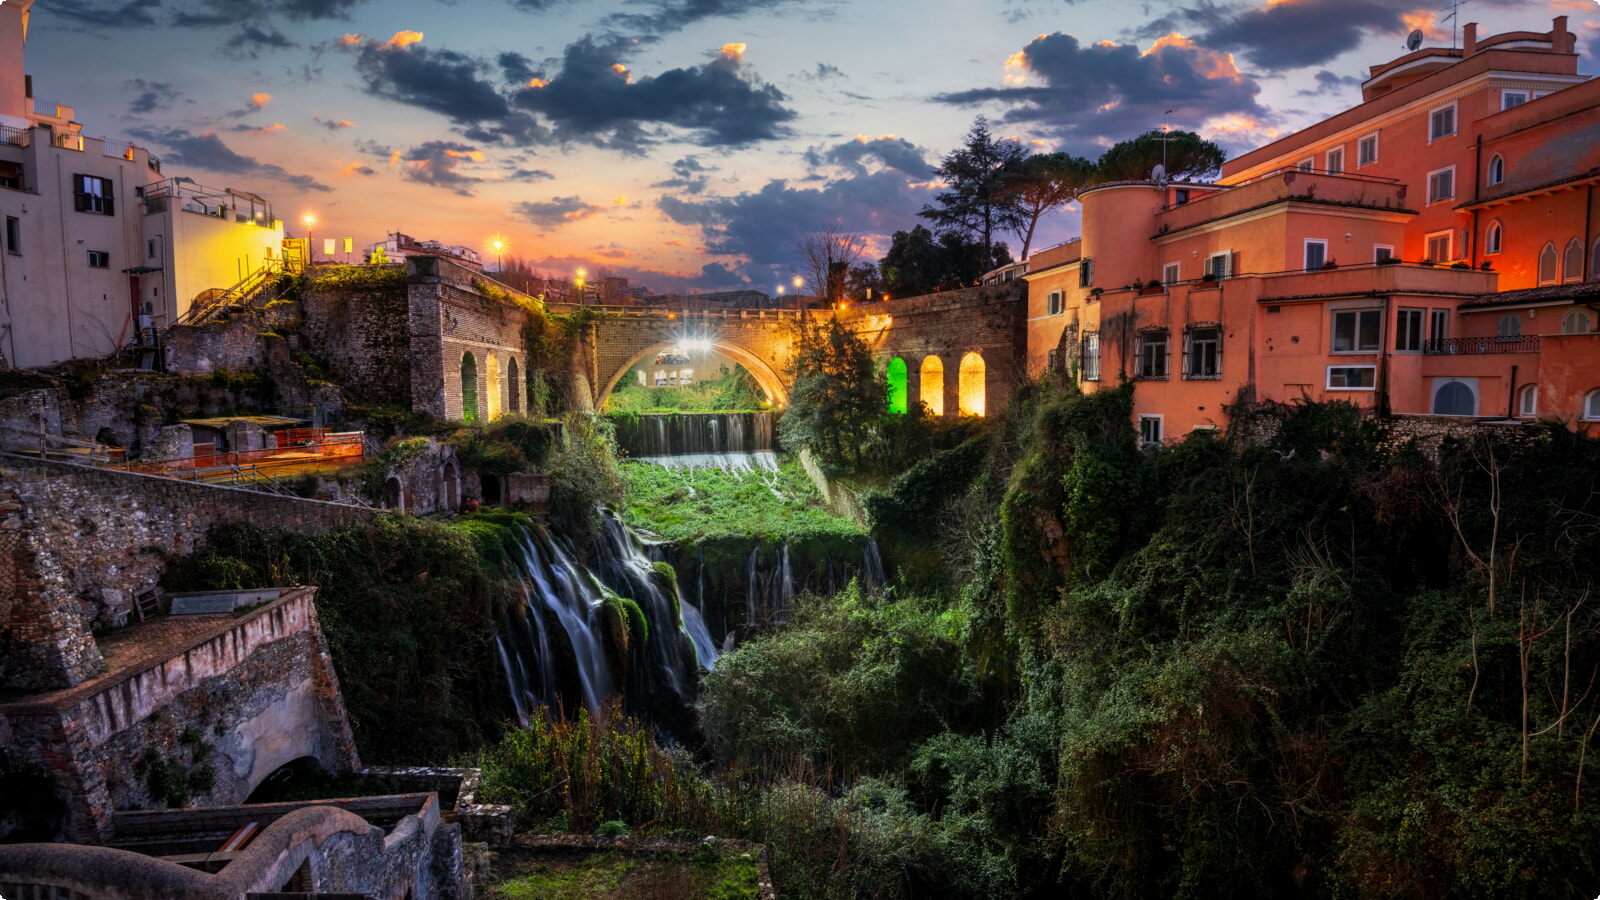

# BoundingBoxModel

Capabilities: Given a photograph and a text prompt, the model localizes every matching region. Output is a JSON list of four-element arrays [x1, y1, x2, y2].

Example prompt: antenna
[[1406, 29, 1424, 51], [1440, 0, 1464, 50]]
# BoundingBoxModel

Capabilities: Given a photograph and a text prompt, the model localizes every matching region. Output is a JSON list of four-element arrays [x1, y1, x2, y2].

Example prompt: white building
[[0, 0, 285, 369], [368, 232, 484, 271]]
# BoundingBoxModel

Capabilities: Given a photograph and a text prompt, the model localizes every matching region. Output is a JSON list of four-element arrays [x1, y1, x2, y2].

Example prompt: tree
[[778, 318, 885, 472], [1005, 152, 1095, 260], [919, 117, 1028, 271], [793, 226, 867, 306], [881, 225, 1014, 298], [1095, 129, 1226, 183]]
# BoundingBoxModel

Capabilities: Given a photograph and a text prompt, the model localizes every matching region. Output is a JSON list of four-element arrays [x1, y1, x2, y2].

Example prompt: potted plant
[[1420, 258, 1436, 267], [1450, 261, 1472, 269], [1089, 286, 1105, 297], [1200, 272, 1218, 283], [1321, 259, 1339, 270], [1377, 255, 1402, 266], [1479, 260, 1495, 271]]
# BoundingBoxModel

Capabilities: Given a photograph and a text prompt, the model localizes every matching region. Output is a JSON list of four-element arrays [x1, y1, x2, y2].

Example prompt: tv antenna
[[1440, 0, 1465, 50], [1155, 109, 1176, 178]]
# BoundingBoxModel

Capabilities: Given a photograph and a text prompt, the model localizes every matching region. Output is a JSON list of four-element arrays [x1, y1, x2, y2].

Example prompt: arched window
[[1564, 309, 1594, 334], [1487, 154, 1504, 186], [440, 463, 459, 509], [485, 354, 503, 422], [508, 358, 521, 413], [920, 355, 945, 416], [1485, 221, 1502, 255], [1538, 242, 1559, 285], [384, 476, 405, 511], [461, 352, 479, 422], [886, 357, 908, 414], [1586, 389, 1600, 421], [958, 352, 986, 417], [1519, 384, 1538, 417], [1565, 238, 1586, 283], [1497, 314, 1522, 338], [1433, 380, 1476, 416]]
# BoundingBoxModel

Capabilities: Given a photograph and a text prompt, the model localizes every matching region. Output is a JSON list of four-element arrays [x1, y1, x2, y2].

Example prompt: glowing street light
[[575, 268, 586, 304], [303, 214, 315, 263], [490, 237, 504, 274]]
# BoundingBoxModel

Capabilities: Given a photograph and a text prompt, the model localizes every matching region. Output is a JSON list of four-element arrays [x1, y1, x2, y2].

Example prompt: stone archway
[[485, 354, 503, 422], [597, 340, 790, 410]]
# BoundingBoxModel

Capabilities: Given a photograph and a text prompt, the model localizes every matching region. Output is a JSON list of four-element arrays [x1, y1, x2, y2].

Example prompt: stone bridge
[[574, 306, 803, 409]]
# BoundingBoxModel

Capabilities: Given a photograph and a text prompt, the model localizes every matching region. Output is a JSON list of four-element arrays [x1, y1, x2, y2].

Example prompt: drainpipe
[[1470, 135, 1484, 267], [1378, 294, 1393, 417], [1585, 183, 1594, 282], [1508, 364, 1518, 418]]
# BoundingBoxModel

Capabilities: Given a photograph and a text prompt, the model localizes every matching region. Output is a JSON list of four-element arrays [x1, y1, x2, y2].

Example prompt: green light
[[886, 357, 908, 415]]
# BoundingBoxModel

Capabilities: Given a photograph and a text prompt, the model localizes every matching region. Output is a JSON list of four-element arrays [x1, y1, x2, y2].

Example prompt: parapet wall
[[405, 256, 535, 421]]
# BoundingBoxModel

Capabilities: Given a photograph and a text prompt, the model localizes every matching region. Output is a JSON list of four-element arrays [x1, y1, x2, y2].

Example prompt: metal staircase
[[177, 259, 294, 327]]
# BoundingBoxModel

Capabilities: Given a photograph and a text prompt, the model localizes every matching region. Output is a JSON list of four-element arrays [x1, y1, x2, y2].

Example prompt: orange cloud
[[527, 78, 549, 88], [385, 31, 424, 49], [662, 240, 688, 247], [253, 123, 286, 134], [720, 43, 746, 61], [339, 162, 374, 176], [1203, 113, 1285, 143], [443, 148, 486, 161], [341, 33, 363, 46], [1402, 11, 1447, 42], [614, 195, 629, 206], [1145, 32, 1244, 82], [389, 150, 404, 166], [1004, 50, 1030, 85], [251, 92, 272, 107], [611, 63, 632, 83]]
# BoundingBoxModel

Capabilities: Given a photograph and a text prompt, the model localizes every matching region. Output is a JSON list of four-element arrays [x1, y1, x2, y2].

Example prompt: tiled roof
[[1461, 280, 1600, 308], [1457, 168, 1600, 210]]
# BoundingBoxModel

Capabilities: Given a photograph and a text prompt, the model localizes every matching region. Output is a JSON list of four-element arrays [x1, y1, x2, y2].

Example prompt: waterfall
[[863, 539, 886, 588], [745, 546, 759, 627]]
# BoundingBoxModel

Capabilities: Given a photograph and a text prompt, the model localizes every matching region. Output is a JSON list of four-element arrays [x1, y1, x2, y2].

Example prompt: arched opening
[[1497, 314, 1522, 338], [245, 756, 331, 804], [1519, 384, 1538, 417], [508, 357, 521, 413], [886, 357, 908, 414], [1538, 242, 1559, 285], [596, 339, 790, 410], [920, 355, 945, 415], [384, 476, 405, 511], [1564, 238, 1585, 283], [1586, 389, 1600, 421], [1487, 154, 1504, 186], [482, 474, 503, 506], [958, 352, 986, 417], [440, 463, 459, 509], [485, 353, 504, 422], [1433, 381, 1476, 416], [461, 352, 479, 422], [1485, 221, 1502, 255], [1563, 309, 1593, 334]]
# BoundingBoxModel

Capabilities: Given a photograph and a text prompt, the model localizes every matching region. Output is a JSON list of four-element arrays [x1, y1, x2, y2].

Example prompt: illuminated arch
[[886, 357, 908, 414], [597, 340, 789, 410], [958, 352, 986, 417], [508, 357, 521, 413], [920, 355, 945, 416], [460, 352, 479, 422], [485, 354, 503, 422]]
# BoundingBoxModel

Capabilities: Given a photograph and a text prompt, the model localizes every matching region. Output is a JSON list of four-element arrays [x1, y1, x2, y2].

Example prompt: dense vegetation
[[605, 363, 769, 414], [620, 458, 861, 545]]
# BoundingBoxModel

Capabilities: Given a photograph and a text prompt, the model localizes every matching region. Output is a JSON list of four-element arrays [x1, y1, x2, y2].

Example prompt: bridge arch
[[597, 339, 790, 409]]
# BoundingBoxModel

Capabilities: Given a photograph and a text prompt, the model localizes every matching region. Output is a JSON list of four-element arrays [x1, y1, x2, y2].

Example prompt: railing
[[1424, 336, 1542, 355], [0, 124, 29, 148], [544, 303, 806, 319], [177, 258, 289, 326], [50, 130, 83, 151]]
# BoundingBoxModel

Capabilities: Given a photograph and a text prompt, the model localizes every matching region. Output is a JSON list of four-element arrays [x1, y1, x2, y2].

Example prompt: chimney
[[1462, 22, 1478, 57], [1552, 16, 1574, 53]]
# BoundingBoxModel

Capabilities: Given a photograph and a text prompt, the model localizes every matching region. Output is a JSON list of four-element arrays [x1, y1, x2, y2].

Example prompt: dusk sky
[[24, 0, 1600, 294]]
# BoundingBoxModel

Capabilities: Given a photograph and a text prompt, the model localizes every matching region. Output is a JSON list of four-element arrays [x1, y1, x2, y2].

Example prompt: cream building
[[0, 0, 285, 369]]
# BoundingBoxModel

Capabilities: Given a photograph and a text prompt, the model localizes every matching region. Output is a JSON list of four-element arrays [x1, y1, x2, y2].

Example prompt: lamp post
[[575, 268, 586, 304], [491, 239, 504, 276], [776, 285, 784, 309], [303, 214, 315, 264]]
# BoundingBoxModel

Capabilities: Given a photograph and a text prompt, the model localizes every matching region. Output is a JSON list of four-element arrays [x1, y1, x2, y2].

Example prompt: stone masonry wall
[[299, 271, 415, 408], [587, 310, 797, 407], [0, 455, 375, 691], [406, 257, 533, 421]]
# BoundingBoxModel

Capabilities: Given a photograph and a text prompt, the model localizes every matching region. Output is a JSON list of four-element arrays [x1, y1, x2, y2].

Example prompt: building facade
[[1027, 16, 1600, 439]]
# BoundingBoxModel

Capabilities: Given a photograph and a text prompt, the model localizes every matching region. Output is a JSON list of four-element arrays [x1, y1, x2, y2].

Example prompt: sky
[[21, 0, 1600, 294]]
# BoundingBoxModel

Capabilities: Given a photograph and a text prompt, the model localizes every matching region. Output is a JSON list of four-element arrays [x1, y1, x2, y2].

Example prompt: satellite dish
[[1151, 163, 1168, 184], [1406, 29, 1424, 51]]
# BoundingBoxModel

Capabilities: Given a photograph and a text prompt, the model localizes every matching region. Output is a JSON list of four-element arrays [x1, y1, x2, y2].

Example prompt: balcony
[[1424, 336, 1541, 355], [0, 124, 29, 148], [1156, 169, 1411, 237]]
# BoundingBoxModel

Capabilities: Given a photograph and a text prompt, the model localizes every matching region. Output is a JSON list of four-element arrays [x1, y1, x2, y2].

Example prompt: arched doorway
[[508, 358, 521, 413], [886, 357, 908, 414], [485, 354, 503, 422], [384, 476, 405, 511], [920, 355, 944, 416], [461, 352, 479, 422], [1433, 381, 1476, 416], [440, 463, 458, 510], [482, 474, 502, 506], [958, 352, 986, 417]]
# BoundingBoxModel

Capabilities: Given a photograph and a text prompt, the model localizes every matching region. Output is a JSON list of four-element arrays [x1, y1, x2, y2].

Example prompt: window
[[1163, 262, 1180, 285], [1332, 309, 1382, 352], [1485, 222, 1502, 255], [1396, 308, 1423, 352], [1426, 231, 1452, 263], [73, 174, 114, 215], [1184, 326, 1220, 379], [1429, 104, 1457, 140], [86, 250, 109, 268], [1080, 332, 1101, 382], [1538, 242, 1558, 285], [1304, 239, 1328, 271], [1326, 148, 1344, 175], [1136, 330, 1169, 379], [1427, 166, 1455, 203], [1502, 90, 1529, 110], [1487, 155, 1504, 186], [147, 238, 156, 259], [1519, 384, 1538, 417], [1328, 366, 1376, 389], [1046, 290, 1064, 316], [1139, 415, 1163, 447], [4, 216, 17, 254], [1078, 258, 1094, 288], [1564, 238, 1584, 283], [1375, 244, 1395, 263], [1204, 251, 1232, 279], [0, 160, 19, 190], [1297, 157, 1315, 173], [1497, 314, 1522, 338], [1430, 309, 1449, 344], [1433, 380, 1476, 416], [1585, 390, 1600, 421], [1358, 133, 1378, 166], [1563, 309, 1594, 334]]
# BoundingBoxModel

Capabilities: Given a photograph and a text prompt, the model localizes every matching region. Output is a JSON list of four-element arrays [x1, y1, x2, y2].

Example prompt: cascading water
[[613, 412, 778, 471]]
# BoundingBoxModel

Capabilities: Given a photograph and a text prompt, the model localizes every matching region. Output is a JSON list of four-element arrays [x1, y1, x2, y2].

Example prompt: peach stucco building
[[1026, 16, 1600, 440]]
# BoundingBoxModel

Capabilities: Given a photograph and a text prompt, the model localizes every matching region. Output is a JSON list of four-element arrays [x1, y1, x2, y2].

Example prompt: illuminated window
[[920, 355, 944, 416], [461, 352, 479, 422], [508, 357, 521, 413], [958, 352, 986, 417], [73, 174, 114, 215], [485, 354, 503, 421], [886, 357, 908, 414]]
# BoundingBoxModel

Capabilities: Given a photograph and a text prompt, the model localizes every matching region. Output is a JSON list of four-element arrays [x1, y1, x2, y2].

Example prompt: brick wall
[[405, 257, 533, 421], [300, 280, 415, 408]]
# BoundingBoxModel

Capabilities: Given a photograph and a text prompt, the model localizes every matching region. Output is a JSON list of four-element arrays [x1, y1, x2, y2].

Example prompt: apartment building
[[1027, 16, 1600, 439], [0, 0, 285, 369]]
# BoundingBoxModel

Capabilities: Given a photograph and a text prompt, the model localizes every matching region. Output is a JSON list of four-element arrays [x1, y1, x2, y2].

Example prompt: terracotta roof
[[1460, 280, 1600, 308], [1456, 168, 1600, 210], [1258, 289, 1479, 304]]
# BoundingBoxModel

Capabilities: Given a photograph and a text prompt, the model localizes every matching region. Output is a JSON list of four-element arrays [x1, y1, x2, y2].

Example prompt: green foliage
[[357, 436, 430, 501], [879, 224, 1012, 297], [308, 265, 406, 292], [449, 418, 559, 478], [596, 819, 631, 837], [861, 435, 987, 532], [605, 364, 769, 414], [1094, 129, 1226, 182], [778, 319, 887, 474], [619, 457, 863, 545], [548, 413, 627, 553], [918, 116, 1027, 268]]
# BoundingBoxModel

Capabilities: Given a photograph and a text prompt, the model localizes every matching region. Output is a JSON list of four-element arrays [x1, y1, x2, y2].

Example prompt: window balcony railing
[[0, 124, 29, 148], [1424, 336, 1541, 355]]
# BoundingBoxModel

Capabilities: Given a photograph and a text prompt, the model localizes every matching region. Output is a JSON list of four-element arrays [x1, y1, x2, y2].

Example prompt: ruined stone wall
[[0, 455, 375, 691], [836, 283, 1027, 417], [163, 301, 304, 377], [299, 275, 414, 408], [405, 257, 532, 422]]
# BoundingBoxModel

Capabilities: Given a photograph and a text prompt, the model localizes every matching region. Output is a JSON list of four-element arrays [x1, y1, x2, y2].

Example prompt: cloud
[[603, 0, 805, 36], [38, 0, 160, 29], [224, 23, 296, 55], [508, 35, 796, 149], [801, 63, 845, 81], [131, 127, 332, 192], [126, 79, 182, 114], [651, 155, 715, 194], [347, 35, 520, 126], [805, 135, 933, 179], [935, 31, 1266, 155], [340, 163, 377, 176], [385, 30, 425, 49], [398, 141, 488, 195], [506, 168, 556, 182], [514, 196, 606, 228], [175, 0, 372, 25], [1299, 68, 1362, 97], [231, 122, 288, 134], [315, 116, 357, 131]]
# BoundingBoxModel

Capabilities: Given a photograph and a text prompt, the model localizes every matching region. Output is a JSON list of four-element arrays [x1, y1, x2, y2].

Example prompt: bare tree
[[793, 226, 868, 306]]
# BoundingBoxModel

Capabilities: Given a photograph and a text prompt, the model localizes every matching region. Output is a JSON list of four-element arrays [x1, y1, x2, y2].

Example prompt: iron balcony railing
[[1423, 336, 1542, 355]]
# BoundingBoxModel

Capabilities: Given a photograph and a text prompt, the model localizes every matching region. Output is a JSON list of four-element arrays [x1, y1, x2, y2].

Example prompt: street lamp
[[575, 268, 586, 304], [303, 214, 315, 263], [490, 238, 504, 275]]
